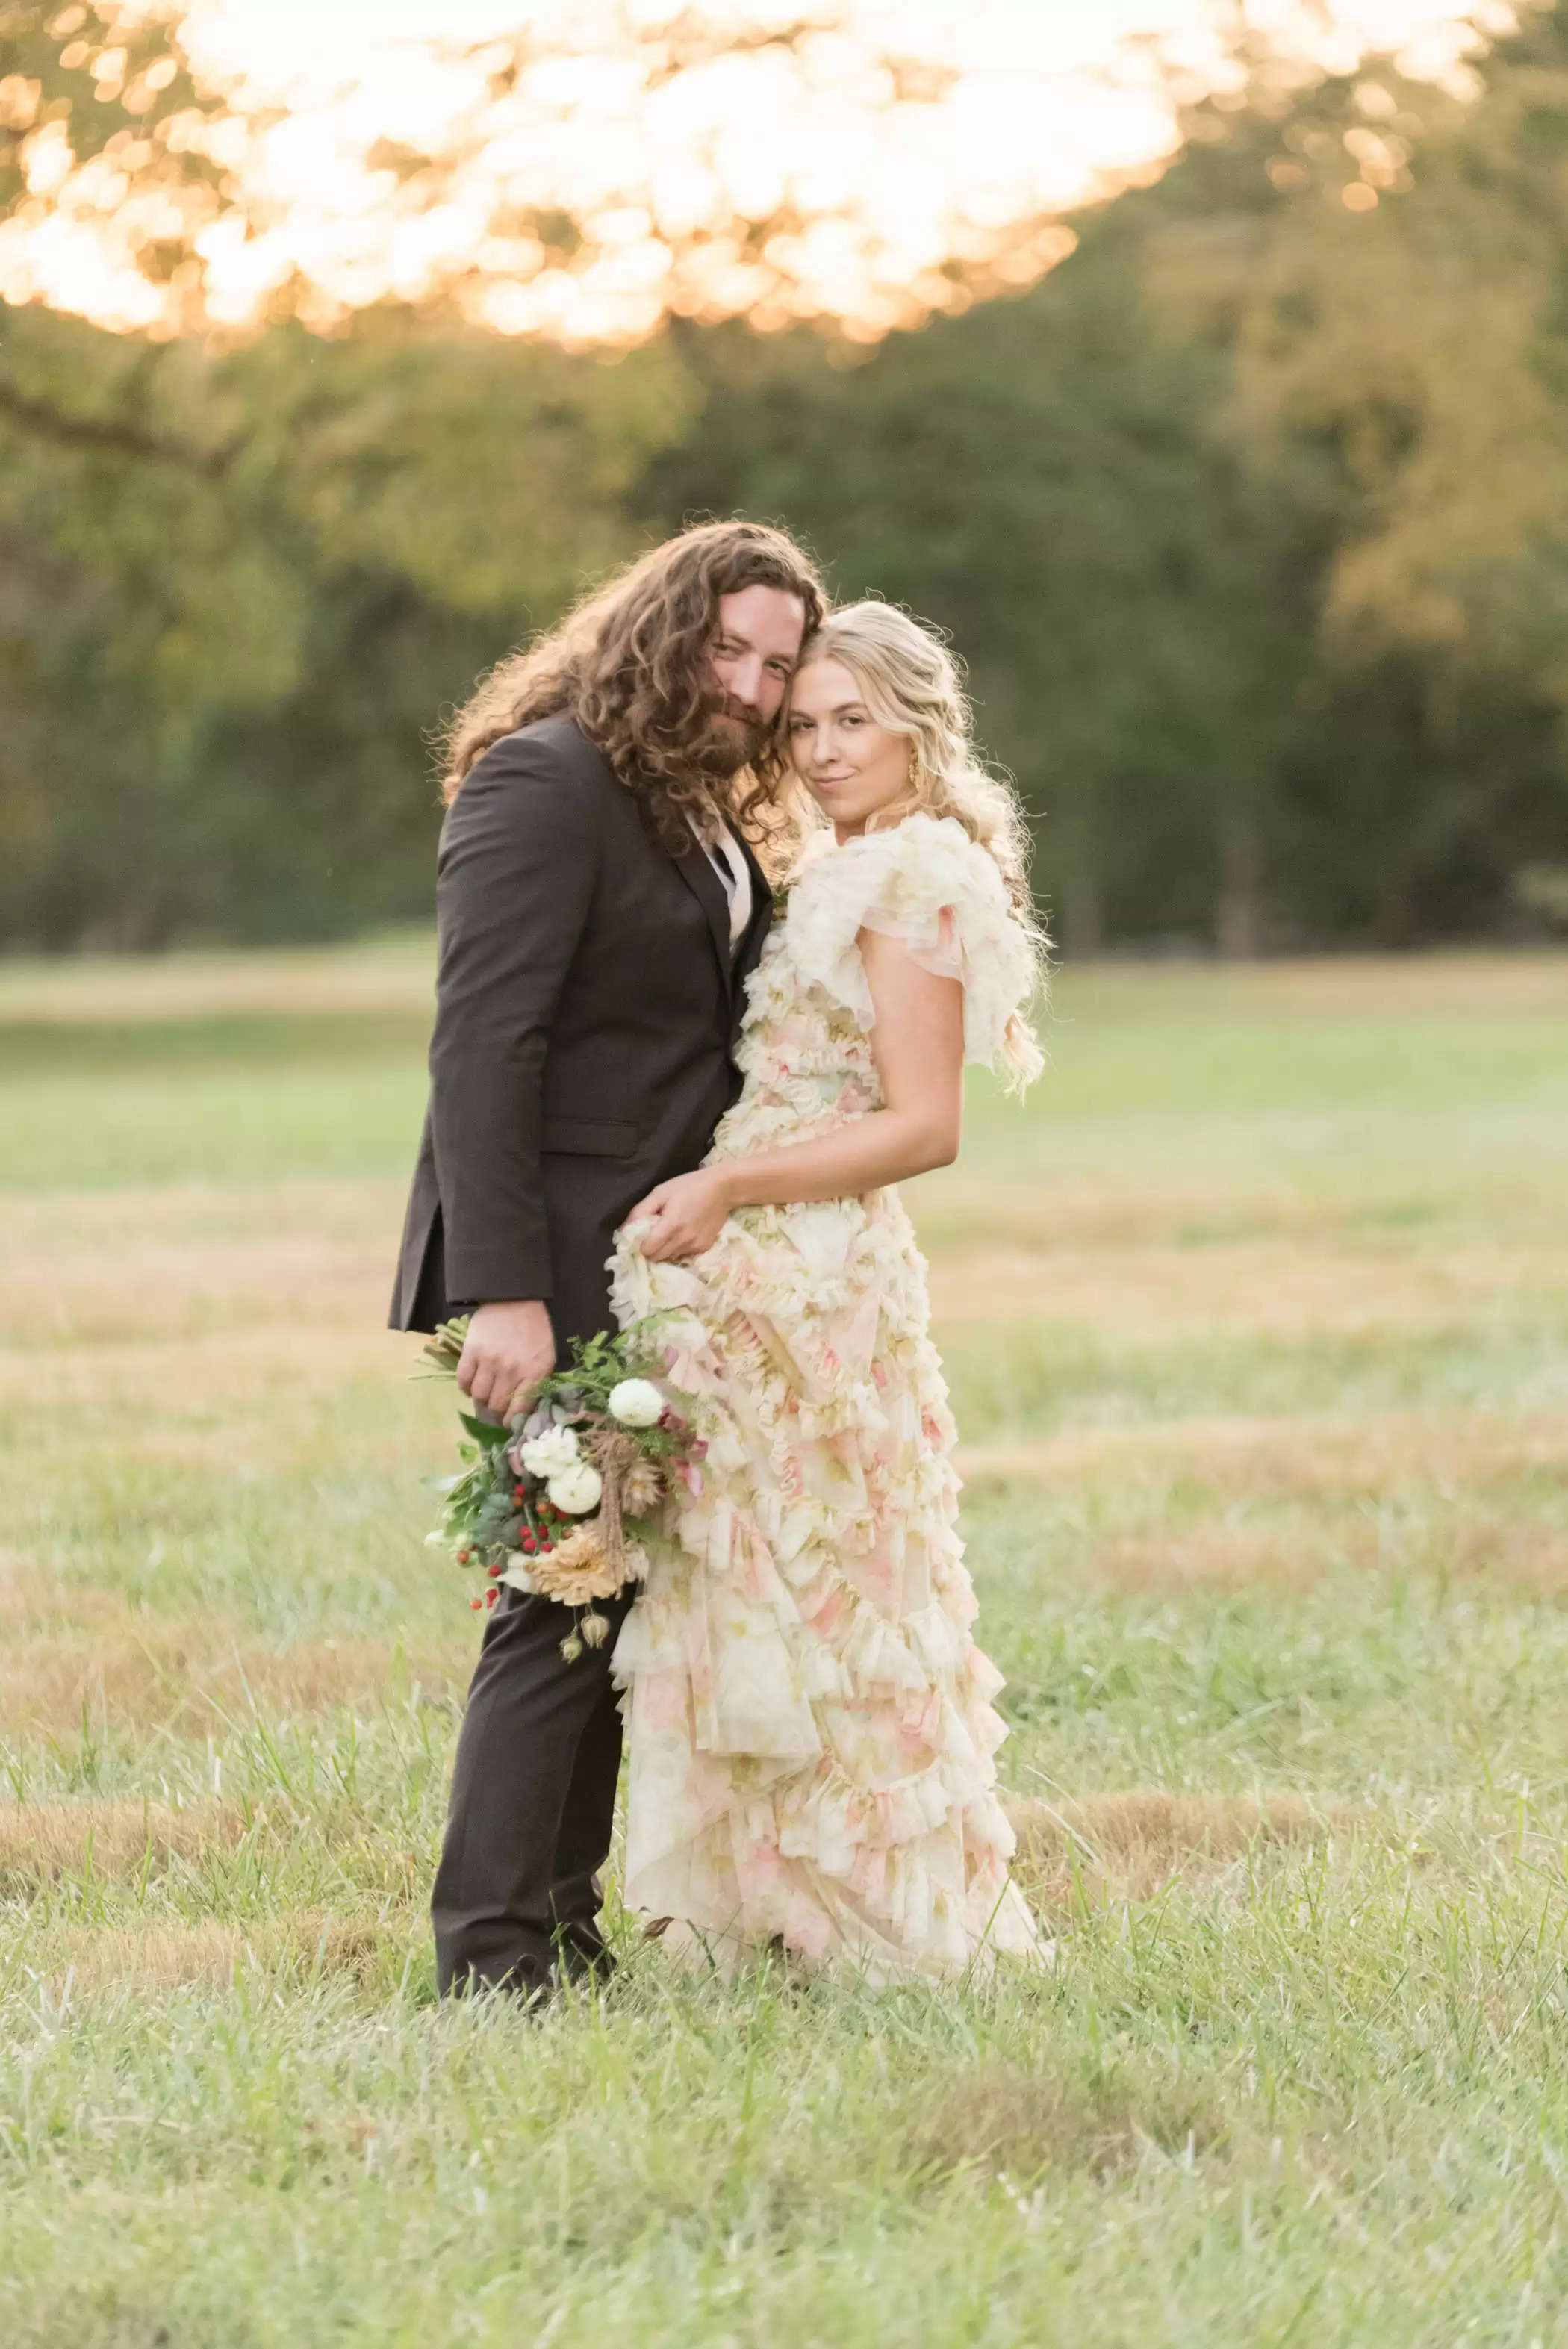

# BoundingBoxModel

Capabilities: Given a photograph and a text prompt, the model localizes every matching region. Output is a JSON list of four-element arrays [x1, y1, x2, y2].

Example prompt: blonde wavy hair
[[790, 600, 1049, 1083]]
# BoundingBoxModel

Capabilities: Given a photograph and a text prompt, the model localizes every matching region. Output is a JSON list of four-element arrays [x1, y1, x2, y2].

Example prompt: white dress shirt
[[688, 813, 753, 953]]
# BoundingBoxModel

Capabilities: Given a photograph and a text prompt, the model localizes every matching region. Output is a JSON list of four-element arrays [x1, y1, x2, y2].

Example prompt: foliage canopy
[[1, 2, 1567, 951]]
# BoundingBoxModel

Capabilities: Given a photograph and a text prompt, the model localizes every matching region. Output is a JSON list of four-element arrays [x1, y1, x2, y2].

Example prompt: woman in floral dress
[[609, 602, 1048, 1982]]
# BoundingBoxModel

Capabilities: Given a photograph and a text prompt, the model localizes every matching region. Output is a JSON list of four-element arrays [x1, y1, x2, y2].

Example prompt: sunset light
[[0, 1, 1525, 343], [7, 0, 1568, 2293]]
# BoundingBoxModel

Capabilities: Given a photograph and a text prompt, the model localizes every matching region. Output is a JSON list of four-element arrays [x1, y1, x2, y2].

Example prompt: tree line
[[1, 4, 1567, 953]]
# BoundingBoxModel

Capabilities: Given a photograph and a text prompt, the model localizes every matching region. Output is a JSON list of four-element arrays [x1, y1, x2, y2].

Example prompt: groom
[[391, 519, 824, 1997]]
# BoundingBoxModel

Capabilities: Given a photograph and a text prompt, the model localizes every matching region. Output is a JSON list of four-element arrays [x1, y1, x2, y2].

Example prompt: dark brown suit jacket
[[389, 712, 771, 1351]]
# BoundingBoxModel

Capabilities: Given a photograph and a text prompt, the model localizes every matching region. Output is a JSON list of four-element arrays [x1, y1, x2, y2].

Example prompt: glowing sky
[[0, 1, 1520, 340], [184, 0, 1495, 95]]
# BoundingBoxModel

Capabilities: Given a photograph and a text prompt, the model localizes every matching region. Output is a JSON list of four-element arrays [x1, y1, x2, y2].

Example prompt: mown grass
[[3, 942, 1568, 2345]]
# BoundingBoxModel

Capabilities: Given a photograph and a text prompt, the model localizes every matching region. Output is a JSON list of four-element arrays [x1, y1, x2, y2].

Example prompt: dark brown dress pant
[[432, 1580, 637, 1997]]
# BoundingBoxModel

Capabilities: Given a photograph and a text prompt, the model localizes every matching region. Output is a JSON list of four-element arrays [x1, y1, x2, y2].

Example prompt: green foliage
[[640, 244, 1331, 952], [0, 307, 696, 944], [641, 11, 1568, 951], [4, 7, 1568, 949]]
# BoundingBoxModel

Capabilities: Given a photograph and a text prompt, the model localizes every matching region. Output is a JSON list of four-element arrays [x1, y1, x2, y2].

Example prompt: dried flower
[[559, 1631, 585, 1662], [527, 1524, 625, 1605], [579, 1610, 612, 1649], [622, 1455, 666, 1518]]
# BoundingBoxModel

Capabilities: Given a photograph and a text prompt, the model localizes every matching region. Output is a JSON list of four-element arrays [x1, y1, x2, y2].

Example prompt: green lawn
[[3, 943, 1568, 2345]]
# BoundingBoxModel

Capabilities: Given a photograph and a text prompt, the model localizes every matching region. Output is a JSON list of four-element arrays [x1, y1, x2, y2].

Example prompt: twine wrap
[[585, 1426, 643, 1573]]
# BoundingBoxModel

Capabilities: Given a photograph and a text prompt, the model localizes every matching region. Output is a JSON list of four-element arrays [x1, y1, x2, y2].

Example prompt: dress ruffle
[[784, 812, 1039, 1077], [609, 815, 1046, 1983]]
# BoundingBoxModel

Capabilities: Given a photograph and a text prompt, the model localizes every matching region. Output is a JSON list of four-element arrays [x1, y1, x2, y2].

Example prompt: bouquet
[[420, 1319, 703, 1661]]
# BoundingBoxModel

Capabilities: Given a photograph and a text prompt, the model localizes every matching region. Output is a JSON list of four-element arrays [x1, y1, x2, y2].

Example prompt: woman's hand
[[623, 1168, 733, 1261]]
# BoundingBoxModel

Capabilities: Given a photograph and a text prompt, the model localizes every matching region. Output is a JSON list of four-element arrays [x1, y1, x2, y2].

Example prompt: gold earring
[[907, 747, 919, 788]]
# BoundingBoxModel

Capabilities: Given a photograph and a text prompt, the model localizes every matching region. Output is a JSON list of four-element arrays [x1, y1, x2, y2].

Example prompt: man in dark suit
[[391, 520, 826, 1997]]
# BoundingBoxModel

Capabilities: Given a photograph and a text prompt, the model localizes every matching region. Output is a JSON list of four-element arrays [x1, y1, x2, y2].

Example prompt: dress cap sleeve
[[785, 814, 1041, 1077]]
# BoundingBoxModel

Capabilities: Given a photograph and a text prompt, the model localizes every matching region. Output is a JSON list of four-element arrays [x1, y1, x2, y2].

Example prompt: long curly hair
[[791, 600, 1050, 1085], [439, 520, 827, 853]]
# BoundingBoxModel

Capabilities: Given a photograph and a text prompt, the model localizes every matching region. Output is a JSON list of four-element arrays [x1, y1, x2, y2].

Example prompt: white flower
[[519, 1425, 580, 1478], [547, 1462, 604, 1516], [607, 1377, 665, 1429]]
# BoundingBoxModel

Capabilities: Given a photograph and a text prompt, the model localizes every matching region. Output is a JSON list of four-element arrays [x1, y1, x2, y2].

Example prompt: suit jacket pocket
[[541, 1116, 638, 1158]]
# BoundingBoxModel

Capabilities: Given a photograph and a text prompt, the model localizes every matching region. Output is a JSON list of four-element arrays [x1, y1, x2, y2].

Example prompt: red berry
[[541, 1538, 553, 1553], [469, 1597, 482, 1611], [522, 1535, 536, 1553], [513, 1484, 524, 1500], [485, 1587, 497, 1609], [487, 1562, 501, 1580], [458, 1548, 470, 1564]]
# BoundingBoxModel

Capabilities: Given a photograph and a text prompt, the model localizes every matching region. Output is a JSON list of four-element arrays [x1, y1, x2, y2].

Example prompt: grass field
[[3, 939, 1568, 2346]]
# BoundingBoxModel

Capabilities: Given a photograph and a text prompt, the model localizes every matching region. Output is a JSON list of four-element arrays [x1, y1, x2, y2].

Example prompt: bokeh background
[[3, 0, 1568, 959], [6, 10, 1568, 2342]]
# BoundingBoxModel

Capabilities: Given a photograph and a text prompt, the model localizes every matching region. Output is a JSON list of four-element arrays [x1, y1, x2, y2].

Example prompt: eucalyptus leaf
[[459, 1414, 511, 1449]]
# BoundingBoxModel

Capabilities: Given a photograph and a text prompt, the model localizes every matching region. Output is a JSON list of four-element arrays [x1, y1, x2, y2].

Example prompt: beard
[[684, 691, 771, 782]]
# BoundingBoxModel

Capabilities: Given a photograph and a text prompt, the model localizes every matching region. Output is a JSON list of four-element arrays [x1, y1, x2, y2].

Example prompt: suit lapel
[[668, 830, 735, 994]]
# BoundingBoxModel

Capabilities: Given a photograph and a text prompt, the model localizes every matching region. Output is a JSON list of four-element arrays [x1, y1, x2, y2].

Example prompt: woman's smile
[[785, 655, 913, 838]]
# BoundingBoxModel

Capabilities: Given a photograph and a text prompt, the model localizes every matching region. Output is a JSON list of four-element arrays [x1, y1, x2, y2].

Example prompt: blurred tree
[[0, 0, 1082, 947], [0, 306, 695, 943], [345, 5, 1081, 346], [3, 2, 1568, 951], [0, 1, 231, 340], [638, 221, 1334, 954], [641, 3, 1568, 951], [1141, 6, 1568, 941], [0, 3, 1082, 346]]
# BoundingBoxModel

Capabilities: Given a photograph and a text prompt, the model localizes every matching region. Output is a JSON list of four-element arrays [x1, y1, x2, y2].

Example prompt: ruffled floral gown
[[609, 814, 1045, 1982]]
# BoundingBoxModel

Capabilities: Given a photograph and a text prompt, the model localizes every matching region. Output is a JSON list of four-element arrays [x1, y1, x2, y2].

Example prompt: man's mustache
[[685, 693, 773, 780]]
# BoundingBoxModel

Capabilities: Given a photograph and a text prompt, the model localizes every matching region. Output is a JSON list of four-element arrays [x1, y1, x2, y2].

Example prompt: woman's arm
[[626, 927, 965, 1262]]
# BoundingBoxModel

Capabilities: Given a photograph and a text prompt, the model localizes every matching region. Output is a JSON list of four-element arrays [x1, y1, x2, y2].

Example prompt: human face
[[786, 657, 912, 840], [706, 585, 809, 754]]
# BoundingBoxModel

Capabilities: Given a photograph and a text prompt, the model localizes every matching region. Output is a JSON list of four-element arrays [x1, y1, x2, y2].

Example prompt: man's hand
[[622, 1169, 732, 1263], [456, 1299, 556, 1419]]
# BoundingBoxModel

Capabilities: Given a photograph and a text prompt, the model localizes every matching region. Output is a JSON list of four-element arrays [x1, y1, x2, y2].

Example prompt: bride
[[610, 600, 1048, 1982]]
